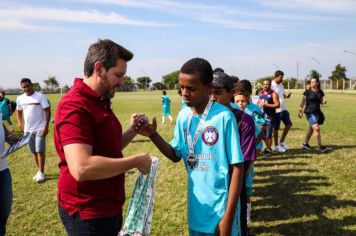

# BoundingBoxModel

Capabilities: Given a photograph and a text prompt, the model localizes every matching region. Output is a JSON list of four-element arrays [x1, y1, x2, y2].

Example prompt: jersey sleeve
[[224, 112, 244, 165], [170, 111, 186, 159], [40, 95, 50, 109]]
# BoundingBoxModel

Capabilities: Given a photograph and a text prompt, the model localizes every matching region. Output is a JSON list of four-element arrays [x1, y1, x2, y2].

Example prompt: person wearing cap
[[136, 58, 244, 235], [210, 71, 256, 236]]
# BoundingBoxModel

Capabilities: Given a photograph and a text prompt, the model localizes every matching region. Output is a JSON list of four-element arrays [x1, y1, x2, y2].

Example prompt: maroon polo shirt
[[54, 78, 125, 220]]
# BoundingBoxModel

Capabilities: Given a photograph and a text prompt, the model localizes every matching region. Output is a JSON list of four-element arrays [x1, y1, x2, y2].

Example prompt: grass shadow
[[252, 158, 356, 235]]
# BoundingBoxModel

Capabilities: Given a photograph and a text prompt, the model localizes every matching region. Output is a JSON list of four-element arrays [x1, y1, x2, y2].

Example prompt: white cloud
[[0, 5, 170, 28], [255, 0, 356, 12]]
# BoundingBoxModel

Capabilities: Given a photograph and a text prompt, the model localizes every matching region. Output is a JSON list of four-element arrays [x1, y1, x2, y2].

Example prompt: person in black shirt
[[298, 78, 327, 152]]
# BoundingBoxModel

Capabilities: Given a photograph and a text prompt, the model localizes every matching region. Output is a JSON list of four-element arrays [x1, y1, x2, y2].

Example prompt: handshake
[[132, 114, 157, 137]]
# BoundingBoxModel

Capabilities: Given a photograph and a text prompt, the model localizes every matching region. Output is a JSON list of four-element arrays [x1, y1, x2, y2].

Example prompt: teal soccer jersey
[[170, 101, 244, 233], [161, 95, 171, 115]]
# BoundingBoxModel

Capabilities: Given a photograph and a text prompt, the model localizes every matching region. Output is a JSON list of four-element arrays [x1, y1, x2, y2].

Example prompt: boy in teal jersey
[[161, 90, 173, 124], [234, 80, 266, 232], [136, 58, 244, 235]]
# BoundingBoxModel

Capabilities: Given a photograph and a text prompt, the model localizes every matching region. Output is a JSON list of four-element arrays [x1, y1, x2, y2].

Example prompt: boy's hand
[[215, 218, 232, 236], [135, 117, 157, 137]]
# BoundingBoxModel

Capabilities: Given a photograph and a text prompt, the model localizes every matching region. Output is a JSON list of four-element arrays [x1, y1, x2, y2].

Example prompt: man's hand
[[41, 126, 49, 136], [136, 153, 152, 175], [135, 117, 157, 137]]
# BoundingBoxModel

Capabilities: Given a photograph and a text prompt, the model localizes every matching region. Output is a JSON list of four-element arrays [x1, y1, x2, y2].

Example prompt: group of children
[[145, 58, 269, 236]]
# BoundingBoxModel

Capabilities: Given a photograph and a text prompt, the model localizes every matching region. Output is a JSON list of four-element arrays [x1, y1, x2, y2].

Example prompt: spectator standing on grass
[[298, 77, 327, 152], [258, 79, 280, 157], [210, 71, 256, 236], [137, 58, 244, 235], [54, 39, 152, 236], [0, 113, 13, 236], [16, 78, 51, 182], [271, 70, 292, 153], [161, 90, 173, 124], [0, 91, 14, 132]]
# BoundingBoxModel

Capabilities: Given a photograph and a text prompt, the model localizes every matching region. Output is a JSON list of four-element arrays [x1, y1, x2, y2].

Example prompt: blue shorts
[[306, 113, 320, 126], [273, 110, 292, 130], [28, 132, 46, 153]]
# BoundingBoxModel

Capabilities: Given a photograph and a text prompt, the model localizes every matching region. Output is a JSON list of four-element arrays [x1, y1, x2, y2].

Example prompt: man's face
[[263, 80, 271, 91], [21, 81, 34, 96], [210, 87, 232, 107], [179, 72, 210, 108], [99, 59, 127, 98], [275, 75, 283, 84], [234, 94, 248, 110]]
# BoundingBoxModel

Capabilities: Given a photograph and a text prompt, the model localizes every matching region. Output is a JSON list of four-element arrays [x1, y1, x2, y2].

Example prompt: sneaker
[[317, 146, 328, 153], [33, 171, 40, 180], [35, 172, 45, 182], [279, 142, 289, 150], [272, 144, 286, 153], [261, 148, 272, 157], [303, 143, 311, 150]]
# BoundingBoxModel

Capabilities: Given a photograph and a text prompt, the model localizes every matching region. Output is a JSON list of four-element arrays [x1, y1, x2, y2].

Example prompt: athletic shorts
[[306, 112, 320, 126], [162, 105, 171, 116], [262, 114, 274, 139], [28, 132, 46, 153], [273, 110, 292, 130]]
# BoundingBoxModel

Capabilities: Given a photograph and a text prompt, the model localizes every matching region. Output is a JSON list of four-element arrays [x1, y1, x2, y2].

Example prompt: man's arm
[[64, 143, 152, 181], [41, 107, 51, 136], [16, 110, 24, 132], [215, 163, 244, 235], [298, 96, 306, 118]]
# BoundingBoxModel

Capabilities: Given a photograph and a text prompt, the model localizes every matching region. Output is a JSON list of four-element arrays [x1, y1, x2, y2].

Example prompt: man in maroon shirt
[[54, 39, 152, 236]]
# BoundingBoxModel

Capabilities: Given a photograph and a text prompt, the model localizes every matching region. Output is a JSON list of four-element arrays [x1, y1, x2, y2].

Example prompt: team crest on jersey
[[202, 126, 219, 146]]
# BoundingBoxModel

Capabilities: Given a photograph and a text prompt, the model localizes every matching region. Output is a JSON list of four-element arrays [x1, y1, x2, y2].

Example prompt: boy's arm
[[216, 163, 244, 235], [135, 117, 181, 163], [149, 131, 180, 163]]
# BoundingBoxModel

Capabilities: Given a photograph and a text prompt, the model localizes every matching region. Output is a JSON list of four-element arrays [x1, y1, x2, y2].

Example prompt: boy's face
[[234, 94, 248, 110], [210, 87, 232, 107], [179, 72, 210, 108]]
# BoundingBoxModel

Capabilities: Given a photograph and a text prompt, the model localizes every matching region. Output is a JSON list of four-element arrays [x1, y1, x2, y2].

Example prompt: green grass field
[[4, 90, 356, 236]]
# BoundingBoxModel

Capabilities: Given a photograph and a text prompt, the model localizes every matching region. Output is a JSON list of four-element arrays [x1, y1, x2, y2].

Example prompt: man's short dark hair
[[235, 79, 252, 95], [84, 39, 134, 77], [274, 70, 284, 78], [20, 78, 32, 85], [213, 67, 224, 73], [180, 58, 213, 85]]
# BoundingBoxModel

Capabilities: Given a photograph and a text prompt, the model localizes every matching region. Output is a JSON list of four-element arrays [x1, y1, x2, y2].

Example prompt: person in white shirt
[[16, 78, 51, 182], [271, 70, 292, 152]]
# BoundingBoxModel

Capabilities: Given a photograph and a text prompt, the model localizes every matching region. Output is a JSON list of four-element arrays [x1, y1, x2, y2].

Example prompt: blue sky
[[1, 0, 356, 89]]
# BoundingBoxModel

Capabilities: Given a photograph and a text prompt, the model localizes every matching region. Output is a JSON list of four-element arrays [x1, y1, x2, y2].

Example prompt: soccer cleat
[[273, 144, 286, 153], [261, 148, 272, 157], [303, 143, 311, 150], [317, 146, 328, 153], [33, 171, 40, 180], [279, 142, 289, 150], [35, 172, 45, 182]]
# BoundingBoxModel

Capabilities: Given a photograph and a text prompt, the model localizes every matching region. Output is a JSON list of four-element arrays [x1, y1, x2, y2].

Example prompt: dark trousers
[[240, 161, 250, 236], [0, 169, 12, 236], [58, 204, 122, 236]]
